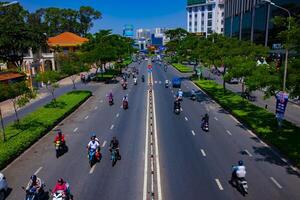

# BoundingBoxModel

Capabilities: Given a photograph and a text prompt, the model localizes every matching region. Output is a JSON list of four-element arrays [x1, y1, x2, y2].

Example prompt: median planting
[[194, 80, 300, 167], [0, 90, 92, 169], [172, 63, 193, 73]]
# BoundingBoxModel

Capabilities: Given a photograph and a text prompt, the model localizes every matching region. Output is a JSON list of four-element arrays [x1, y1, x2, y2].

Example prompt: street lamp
[[0, 1, 18, 7], [262, 0, 291, 92]]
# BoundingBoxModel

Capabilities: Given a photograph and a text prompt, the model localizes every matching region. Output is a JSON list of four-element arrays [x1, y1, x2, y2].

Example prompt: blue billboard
[[123, 25, 134, 38]]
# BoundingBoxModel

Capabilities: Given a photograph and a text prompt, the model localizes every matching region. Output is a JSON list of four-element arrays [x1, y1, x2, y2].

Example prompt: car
[[228, 78, 239, 84], [0, 173, 8, 200], [172, 77, 181, 88], [189, 61, 197, 65]]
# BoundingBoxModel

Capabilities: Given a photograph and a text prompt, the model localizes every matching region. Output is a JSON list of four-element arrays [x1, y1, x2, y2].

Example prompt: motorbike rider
[[109, 136, 120, 158], [174, 98, 181, 111], [87, 135, 100, 158], [202, 113, 209, 125], [191, 89, 196, 97], [54, 129, 65, 146], [141, 75, 145, 82], [52, 178, 73, 200], [107, 91, 113, 102], [231, 160, 246, 182], [177, 89, 183, 99], [26, 175, 43, 194]]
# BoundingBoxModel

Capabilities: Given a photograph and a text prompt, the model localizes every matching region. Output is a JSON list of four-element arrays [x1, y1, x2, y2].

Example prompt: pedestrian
[[265, 104, 268, 109]]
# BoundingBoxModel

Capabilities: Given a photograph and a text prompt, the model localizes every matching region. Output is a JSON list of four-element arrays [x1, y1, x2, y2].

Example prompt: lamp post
[[263, 0, 291, 92]]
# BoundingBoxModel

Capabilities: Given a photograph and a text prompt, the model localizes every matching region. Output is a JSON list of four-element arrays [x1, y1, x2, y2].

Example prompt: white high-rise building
[[136, 28, 151, 40], [186, 0, 224, 36]]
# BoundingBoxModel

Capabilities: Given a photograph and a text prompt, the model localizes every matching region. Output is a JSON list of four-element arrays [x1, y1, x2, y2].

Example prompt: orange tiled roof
[[0, 72, 25, 82], [48, 32, 89, 47]]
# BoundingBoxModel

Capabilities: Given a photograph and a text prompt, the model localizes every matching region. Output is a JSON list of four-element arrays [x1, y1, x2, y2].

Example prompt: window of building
[[207, 27, 213, 34], [207, 5, 212, 11], [202, 6, 205, 11], [195, 14, 198, 18], [208, 12, 212, 19], [207, 20, 212, 27], [194, 28, 198, 32], [221, 20, 224, 25], [189, 14, 192, 18], [189, 22, 192, 26], [195, 21, 197, 26], [221, 28, 224, 32], [189, 28, 192, 32], [202, 13, 205, 17], [201, 20, 204, 26], [222, 12, 224, 17], [201, 27, 204, 32]]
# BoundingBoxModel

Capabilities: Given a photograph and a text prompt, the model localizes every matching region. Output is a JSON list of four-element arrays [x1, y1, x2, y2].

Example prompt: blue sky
[[18, 0, 187, 34]]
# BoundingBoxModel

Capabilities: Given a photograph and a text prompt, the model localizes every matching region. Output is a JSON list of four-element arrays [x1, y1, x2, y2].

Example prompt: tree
[[0, 81, 35, 123], [36, 71, 60, 103], [0, 3, 46, 69], [58, 52, 89, 89]]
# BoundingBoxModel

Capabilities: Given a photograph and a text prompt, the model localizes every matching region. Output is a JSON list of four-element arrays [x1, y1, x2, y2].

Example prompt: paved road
[[153, 61, 300, 199], [2, 60, 300, 200]]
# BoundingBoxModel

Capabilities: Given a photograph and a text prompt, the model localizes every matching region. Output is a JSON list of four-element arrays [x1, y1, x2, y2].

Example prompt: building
[[224, 0, 300, 47], [187, 0, 225, 35], [123, 25, 134, 38], [151, 34, 164, 47], [154, 28, 170, 45], [136, 29, 151, 40]]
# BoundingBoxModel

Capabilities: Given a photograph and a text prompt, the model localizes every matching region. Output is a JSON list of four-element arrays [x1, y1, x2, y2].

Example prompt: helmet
[[113, 136, 117, 140], [57, 129, 62, 135], [31, 175, 37, 182], [238, 160, 244, 166], [58, 178, 64, 184], [179, 89, 182, 91], [91, 133, 96, 137]]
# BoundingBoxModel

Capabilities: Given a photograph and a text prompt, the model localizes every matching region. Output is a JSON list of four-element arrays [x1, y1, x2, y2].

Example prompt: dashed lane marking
[[34, 167, 43, 175], [244, 149, 253, 157], [94, 106, 98, 110], [100, 100, 103, 103], [201, 149, 206, 157], [73, 128, 78, 132], [185, 117, 188, 121], [226, 130, 232, 136], [110, 124, 114, 130], [270, 177, 282, 189], [102, 140, 107, 148], [84, 116, 89, 120], [116, 113, 119, 118], [214, 117, 218, 121], [89, 165, 96, 174], [191, 130, 196, 136], [215, 179, 224, 190]]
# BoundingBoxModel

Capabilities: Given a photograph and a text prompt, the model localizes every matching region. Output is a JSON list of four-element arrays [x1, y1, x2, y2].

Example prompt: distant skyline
[[18, 0, 187, 34]]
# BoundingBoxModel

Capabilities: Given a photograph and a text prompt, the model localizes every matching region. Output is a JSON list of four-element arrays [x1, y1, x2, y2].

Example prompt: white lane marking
[[191, 130, 196, 136], [180, 108, 183, 111], [143, 79, 150, 200], [116, 113, 119, 118], [226, 130, 232, 136], [102, 140, 107, 148], [84, 116, 89, 120], [270, 177, 282, 189], [215, 179, 224, 190], [100, 100, 103, 103], [120, 105, 123, 108], [152, 75, 162, 200], [94, 106, 98, 110], [171, 90, 174, 93], [201, 149, 206, 157], [155, 81, 157, 84], [185, 117, 188, 121], [173, 95, 176, 98], [89, 165, 96, 174], [34, 167, 43, 175], [159, 81, 162, 84], [73, 128, 78, 132], [244, 149, 253, 157], [110, 124, 114, 130], [214, 117, 218, 121]]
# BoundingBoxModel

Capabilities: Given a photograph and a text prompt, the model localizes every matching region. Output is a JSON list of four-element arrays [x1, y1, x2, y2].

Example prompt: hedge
[[172, 63, 193, 73], [194, 80, 300, 167], [0, 90, 92, 169]]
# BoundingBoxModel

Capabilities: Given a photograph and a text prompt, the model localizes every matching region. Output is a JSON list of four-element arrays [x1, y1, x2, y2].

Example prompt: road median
[[194, 79, 300, 167], [0, 90, 92, 169], [172, 63, 193, 73]]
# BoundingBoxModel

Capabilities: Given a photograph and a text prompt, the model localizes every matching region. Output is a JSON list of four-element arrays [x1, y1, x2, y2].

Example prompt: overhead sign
[[275, 91, 289, 120]]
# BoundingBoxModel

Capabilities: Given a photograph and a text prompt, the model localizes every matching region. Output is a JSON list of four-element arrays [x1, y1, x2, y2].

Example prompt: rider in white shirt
[[87, 135, 100, 152]]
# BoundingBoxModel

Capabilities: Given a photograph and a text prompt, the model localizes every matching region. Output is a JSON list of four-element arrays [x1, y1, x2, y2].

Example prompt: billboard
[[123, 25, 134, 38]]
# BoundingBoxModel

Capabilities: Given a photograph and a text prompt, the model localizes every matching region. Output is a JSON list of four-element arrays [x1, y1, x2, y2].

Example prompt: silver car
[[0, 173, 8, 200]]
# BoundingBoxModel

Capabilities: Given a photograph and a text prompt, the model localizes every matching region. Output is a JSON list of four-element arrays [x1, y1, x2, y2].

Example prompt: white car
[[0, 173, 8, 200]]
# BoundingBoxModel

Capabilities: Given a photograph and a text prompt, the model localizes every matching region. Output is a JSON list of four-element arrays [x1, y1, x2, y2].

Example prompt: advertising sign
[[275, 91, 289, 120]]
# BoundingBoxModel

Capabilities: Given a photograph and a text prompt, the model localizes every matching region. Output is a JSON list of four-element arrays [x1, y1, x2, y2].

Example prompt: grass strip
[[194, 79, 300, 167], [172, 63, 193, 73], [0, 90, 92, 169]]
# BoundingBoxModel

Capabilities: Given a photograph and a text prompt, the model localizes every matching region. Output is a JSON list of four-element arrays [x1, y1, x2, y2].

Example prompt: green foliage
[[0, 3, 47, 68], [172, 63, 193, 73], [0, 90, 92, 169], [195, 80, 300, 167]]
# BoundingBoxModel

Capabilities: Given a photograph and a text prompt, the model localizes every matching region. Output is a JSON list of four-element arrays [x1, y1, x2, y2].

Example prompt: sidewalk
[[0, 75, 81, 118]]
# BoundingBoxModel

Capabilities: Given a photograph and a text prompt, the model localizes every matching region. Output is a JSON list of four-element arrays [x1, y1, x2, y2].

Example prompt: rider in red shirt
[[54, 130, 65, 145]]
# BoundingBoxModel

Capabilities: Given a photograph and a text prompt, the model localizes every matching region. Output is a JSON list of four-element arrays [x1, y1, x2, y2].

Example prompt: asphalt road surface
[[2, 60, 300, 200]]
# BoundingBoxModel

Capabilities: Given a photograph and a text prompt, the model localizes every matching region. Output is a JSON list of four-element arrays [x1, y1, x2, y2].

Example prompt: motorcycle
[[174, 107, 180, 115], [165, 81, 169, 88], [134, 78, 137, 85], [202, 121, 209, 132], [231, 176, 248, 196], [22, 185, 45, 200], [122, 83, 127, 90], [191, 94, 196, 101], [141, 76, 145, 82], [55, 141, 67, 158], [123, 100, 128, 110], [51, 190, 72, 200], [109, 98, 114, 106], [88, 148, 100, 167], [111, 148, 120, 166]]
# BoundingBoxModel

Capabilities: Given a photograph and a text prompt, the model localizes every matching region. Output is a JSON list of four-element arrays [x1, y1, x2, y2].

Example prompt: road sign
[[275, 91, 289, 120]]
